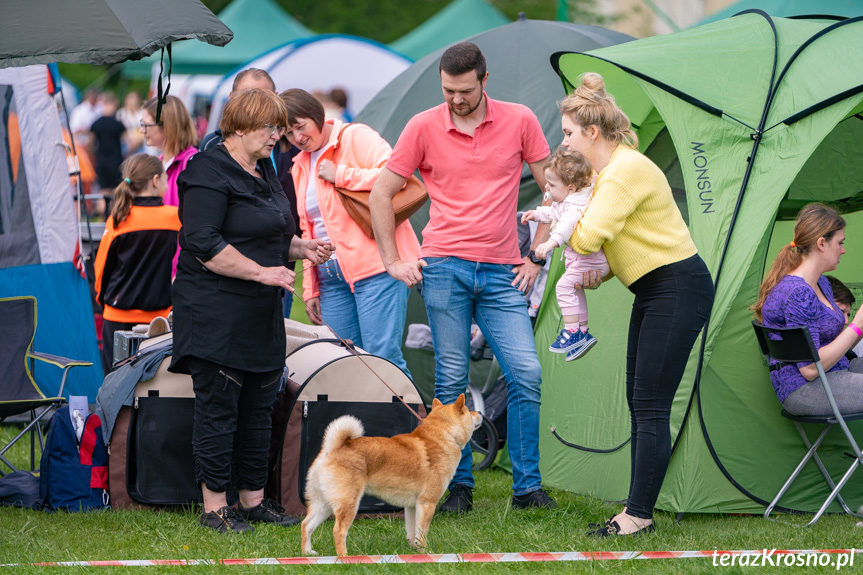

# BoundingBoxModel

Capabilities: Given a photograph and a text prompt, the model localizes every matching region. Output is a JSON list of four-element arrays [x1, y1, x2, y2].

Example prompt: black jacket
[[170, 145, 296, 374]]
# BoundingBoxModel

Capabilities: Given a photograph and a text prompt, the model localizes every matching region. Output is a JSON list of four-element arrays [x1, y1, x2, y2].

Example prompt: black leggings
[[625, 254, 714, 519]]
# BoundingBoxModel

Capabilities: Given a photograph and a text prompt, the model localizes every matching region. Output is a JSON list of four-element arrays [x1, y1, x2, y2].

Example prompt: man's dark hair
[[439, 42, 486, 80]]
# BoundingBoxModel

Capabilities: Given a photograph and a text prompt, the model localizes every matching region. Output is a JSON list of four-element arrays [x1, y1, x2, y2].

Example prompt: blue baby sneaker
[[565, 330, 597, 361], [549, 328, 583, 354]]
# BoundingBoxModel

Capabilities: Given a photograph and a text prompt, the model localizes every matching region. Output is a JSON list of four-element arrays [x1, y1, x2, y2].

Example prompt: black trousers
[[187, 356, 282, 494], [625, 254, 714, 519]]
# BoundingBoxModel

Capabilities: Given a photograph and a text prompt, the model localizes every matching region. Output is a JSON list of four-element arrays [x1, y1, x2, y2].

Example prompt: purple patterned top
[[762, 275, 849, 403]]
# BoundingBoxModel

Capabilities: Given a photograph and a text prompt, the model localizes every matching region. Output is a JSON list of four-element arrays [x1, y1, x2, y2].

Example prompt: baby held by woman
[[522, 148, 609, 361]]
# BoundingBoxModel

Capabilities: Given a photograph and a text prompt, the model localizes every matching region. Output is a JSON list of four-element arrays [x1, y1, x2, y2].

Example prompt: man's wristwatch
[[527, 250, 546, 267]]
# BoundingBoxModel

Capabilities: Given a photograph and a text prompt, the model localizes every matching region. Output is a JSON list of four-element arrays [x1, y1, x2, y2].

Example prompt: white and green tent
[[540, 11, 863, 514]]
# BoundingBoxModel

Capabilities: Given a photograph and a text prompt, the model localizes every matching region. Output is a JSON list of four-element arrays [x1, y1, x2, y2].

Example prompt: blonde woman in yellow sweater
[[559, 73, 714, 537]]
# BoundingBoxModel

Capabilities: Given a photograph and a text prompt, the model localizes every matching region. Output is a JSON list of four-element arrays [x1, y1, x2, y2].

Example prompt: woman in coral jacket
[[94, 154, 181, 375], [281, 89, 420, 376]]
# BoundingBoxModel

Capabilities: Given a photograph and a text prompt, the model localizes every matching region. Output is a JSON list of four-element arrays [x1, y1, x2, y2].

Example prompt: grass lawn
[[2, 425, 861, 573]]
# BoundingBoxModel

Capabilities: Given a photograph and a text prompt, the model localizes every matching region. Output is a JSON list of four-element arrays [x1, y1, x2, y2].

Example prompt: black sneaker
[[439, 485, 473, 513], [512, 488, 557, 510], [238, 498, 301, 527], [200, 505, 255, 533]]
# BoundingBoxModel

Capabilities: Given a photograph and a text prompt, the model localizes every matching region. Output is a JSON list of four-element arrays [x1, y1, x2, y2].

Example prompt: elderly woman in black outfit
[[170, 89, 333, 533]]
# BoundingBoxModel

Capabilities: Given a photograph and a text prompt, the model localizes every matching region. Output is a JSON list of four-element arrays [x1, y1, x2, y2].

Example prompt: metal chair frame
[[752, 320, 863, 526], [0, 296, 92, 475]]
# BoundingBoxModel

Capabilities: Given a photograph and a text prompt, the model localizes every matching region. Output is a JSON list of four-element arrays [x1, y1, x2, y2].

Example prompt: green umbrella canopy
[[696, 0, 863, 26], [122, 0, 311, 79], [0, 0, 232, 68], [389, 0, 509, 61]]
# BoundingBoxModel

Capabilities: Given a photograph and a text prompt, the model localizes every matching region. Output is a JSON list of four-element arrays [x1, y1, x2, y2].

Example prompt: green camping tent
[[543, 11, 863, 514], [388, 0, 509, 61], [121, 0, 312, 79]]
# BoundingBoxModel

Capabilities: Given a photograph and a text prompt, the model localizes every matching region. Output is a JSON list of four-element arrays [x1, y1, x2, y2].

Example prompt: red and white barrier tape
[[4, 548, 857, 567]]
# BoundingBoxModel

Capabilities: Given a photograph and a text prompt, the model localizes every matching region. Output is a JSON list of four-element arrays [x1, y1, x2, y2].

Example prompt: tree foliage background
[[58, 0, 610, 94]]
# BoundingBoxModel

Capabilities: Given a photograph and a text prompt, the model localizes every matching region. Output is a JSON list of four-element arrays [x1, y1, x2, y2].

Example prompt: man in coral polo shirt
[[370, 42, 555, 513]]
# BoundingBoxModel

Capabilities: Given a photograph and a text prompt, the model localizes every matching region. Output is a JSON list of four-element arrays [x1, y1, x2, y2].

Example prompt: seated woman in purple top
[[752, 203, 863, 416]]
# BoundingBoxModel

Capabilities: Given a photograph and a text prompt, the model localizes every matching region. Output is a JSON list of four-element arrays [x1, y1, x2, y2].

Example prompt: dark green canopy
[[122, 0, 311, 79], [388, 0, 509, 61], [0, 0, 232, 68]]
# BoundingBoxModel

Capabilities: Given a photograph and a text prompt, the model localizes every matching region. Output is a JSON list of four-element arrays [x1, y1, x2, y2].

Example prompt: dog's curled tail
[[321, 415, 364, 454]]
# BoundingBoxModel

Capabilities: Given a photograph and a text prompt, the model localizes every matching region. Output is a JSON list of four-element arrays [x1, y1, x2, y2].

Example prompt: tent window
[[644, 127, 688, 226], [1, 84, 20, 236], [0, 84, 40, 267], [777, 115, 863, 221]]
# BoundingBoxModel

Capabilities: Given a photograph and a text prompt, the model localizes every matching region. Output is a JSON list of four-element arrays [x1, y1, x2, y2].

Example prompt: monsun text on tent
[[692, 142, 714, 214]]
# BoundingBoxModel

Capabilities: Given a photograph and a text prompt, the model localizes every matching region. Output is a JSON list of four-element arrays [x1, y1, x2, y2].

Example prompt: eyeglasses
[[139, 121, 161, 130], [263, 124, 286, 138]]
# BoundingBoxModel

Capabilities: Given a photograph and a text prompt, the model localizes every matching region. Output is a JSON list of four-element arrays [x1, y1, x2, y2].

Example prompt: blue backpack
[[39, 405, 110, 511]]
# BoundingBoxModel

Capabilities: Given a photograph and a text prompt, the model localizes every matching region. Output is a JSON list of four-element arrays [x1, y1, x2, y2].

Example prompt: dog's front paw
[[303, 549, 319, 556]]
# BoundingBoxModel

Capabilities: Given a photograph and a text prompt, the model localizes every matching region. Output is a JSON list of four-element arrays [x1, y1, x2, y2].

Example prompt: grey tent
[[356, 17, 633, 400], [0, 0, 232, 68]]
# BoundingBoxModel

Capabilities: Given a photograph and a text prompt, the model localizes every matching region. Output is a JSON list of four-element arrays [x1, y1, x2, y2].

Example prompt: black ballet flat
[[587, 515, 615, 529], [587, 519, 655, 537]]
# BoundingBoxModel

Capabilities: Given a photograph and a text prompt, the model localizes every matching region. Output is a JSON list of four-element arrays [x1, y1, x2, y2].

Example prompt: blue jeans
[[420, 256, 542, 495], [316, 259, 411, 376]]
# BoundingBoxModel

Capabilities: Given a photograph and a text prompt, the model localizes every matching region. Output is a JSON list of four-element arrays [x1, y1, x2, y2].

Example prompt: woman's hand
[[521, 210, 536, 224], [305, 296, 322, 325], [256, 265, 296, 292], [317, 159, 336, 183], [302, 239, 335, 265]]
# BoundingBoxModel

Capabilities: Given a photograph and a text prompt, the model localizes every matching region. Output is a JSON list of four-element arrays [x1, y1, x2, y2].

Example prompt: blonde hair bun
[[574, 72, 607, 102]]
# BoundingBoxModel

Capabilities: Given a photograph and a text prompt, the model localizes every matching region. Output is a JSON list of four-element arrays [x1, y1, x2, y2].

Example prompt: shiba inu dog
[[301, 394, 481, 556]]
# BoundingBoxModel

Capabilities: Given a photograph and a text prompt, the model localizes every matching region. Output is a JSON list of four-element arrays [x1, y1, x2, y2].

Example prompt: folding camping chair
[[0, 296, 92, 475], [752, 320, 863, 526]]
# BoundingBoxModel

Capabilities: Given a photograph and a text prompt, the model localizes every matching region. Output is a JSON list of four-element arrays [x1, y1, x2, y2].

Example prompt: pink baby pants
[[556, 247, 610, 322]]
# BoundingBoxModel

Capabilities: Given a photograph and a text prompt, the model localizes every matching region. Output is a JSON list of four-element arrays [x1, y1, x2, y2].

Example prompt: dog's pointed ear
[[455, 394, 465, 409], [432, 398, 442, 410]]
